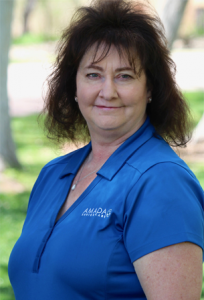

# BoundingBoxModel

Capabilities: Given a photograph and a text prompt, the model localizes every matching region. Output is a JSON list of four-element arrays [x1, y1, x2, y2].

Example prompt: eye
[[87, 73, 99, 78], [116, 73, 133, 80], [120, 74, 132, 79]]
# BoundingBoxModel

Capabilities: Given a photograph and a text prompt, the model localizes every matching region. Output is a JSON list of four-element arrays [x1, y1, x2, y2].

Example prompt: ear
[[146, 77, 152, 103], [147, 89, 152, 97], [146, 89, 152, 104]]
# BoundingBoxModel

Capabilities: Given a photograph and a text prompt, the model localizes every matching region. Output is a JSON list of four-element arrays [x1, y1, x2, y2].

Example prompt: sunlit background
[[0, 0, 204, 299]]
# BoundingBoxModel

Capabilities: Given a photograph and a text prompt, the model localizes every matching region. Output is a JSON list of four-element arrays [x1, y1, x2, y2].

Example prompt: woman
[[9, 0, 204, 299]]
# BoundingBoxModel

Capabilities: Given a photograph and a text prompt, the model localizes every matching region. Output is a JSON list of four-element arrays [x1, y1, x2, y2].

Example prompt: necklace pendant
[[71, 184, 76, 191]]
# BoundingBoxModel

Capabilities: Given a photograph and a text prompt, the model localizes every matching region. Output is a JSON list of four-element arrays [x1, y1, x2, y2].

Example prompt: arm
[[133, 242, 203, 300]]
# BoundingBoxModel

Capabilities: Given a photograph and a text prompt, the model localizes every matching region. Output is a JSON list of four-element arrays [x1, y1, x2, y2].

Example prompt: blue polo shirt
[[8, 118, 204, 300]]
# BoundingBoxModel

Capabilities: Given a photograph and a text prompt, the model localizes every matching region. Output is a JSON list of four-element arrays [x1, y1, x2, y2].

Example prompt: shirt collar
[[60, 143, 91, 179], [60, 117, 155, 180]]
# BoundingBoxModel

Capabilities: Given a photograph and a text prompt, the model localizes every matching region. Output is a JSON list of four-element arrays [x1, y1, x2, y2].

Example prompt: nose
[[99, 78, 118, 100]]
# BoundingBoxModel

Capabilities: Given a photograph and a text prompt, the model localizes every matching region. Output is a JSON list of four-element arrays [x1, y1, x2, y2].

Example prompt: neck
[[86, 116, 147, 166], [88, 128, 137, 165]]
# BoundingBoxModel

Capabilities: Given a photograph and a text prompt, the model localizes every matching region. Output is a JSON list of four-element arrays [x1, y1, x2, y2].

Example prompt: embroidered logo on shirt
[[81, 208, 112, 218]]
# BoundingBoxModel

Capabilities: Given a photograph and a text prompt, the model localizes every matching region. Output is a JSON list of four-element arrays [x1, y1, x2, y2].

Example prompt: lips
[[95, 105, 121, 110]]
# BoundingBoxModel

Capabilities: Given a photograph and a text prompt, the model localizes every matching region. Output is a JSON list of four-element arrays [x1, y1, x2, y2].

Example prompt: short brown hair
[[43, 0, 191, 147]]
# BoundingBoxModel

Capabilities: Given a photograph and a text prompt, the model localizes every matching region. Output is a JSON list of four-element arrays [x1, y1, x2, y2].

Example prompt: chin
[[96, 122, 122, 131]]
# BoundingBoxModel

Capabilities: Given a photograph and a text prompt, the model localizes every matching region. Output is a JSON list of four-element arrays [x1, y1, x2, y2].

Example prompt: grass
[[12, 33, 58, 46], [183, 90, 204, 188], [5, 115, 60, 189], [183, 90, 204, 128], [0, 91, 203, 299]]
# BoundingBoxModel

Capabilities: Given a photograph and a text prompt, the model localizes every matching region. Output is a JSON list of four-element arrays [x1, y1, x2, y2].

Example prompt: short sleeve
[[123, 162, 204, 263]]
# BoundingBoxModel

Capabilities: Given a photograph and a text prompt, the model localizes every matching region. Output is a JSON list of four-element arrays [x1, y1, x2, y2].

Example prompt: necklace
[[71, 161, 103, 191]]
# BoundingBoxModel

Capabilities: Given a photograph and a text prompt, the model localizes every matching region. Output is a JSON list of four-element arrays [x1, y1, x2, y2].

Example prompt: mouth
[[95, 105, 122, 111]]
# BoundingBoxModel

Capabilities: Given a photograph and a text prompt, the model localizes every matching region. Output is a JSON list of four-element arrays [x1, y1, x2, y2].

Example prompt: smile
[[95, 105, 122, 111]]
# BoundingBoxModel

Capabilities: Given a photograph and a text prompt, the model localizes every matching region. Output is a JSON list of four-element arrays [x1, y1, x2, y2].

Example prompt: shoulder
[[125, 135, 204, 210], [124, 139, 204, 262], [125, 139, 204, 227], [127, 134, 196, 180]]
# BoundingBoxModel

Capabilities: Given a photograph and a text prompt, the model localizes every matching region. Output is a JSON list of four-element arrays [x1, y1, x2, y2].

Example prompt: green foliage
[[0, 90, 204, 299], [12, 33, 58, 45], [7, 114, 59, 188], [191, 26, 204, 38], [187, 162, 204, 192], [183, 90, 204, 201], [183, 90, 204, 128]]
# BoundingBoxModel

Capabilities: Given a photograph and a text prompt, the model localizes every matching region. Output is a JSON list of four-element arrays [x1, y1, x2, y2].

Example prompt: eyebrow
[[85, 64, 135, 73]]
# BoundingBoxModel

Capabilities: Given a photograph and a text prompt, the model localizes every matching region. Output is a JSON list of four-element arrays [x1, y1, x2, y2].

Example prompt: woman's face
[[76, 44, 151, 140]]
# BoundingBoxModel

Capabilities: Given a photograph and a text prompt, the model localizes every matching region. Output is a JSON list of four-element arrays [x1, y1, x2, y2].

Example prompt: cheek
[[119, 88, 146, 105], [77, 85, 100, 103], [120, 83, 144, 96], [76, 76, 83, 96]]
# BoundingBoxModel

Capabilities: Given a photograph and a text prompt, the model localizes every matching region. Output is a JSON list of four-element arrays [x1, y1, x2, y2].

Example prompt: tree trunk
[[160, 0, 189, 49], [23, 0, 37, 34], [0, 0, 21, 170]]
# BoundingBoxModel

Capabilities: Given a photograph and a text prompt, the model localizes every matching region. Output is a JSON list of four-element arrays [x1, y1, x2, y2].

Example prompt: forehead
[[78, 43, 140, 70]]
